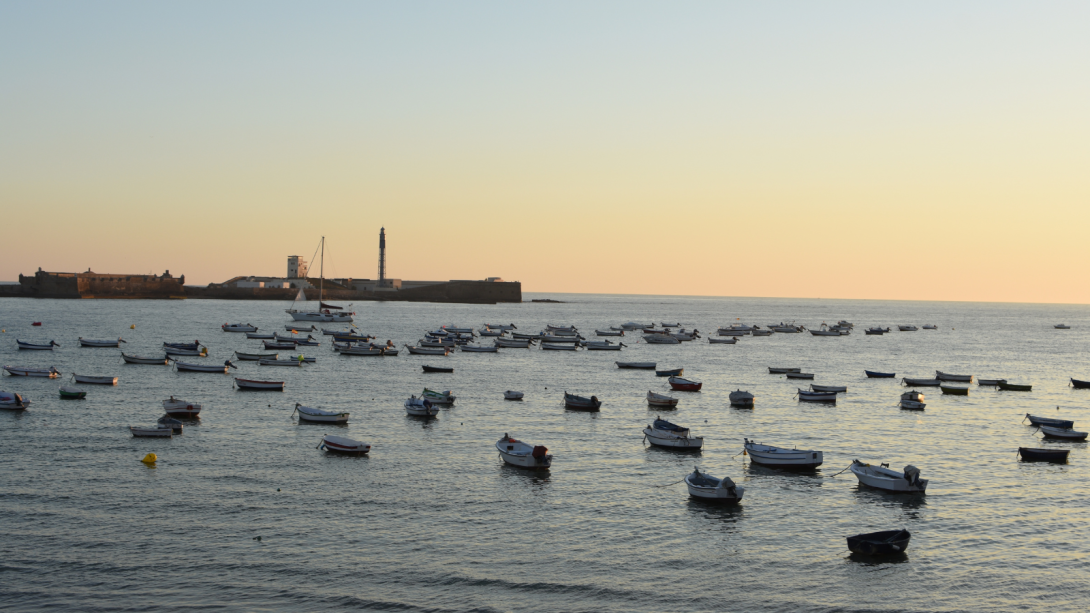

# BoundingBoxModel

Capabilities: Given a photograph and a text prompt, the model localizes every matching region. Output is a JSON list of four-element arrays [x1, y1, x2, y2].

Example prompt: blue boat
[[865, 370, 896, 378]]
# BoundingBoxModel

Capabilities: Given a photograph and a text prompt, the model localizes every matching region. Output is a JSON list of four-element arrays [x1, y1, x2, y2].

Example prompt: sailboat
[[285, 237, 356, 322]]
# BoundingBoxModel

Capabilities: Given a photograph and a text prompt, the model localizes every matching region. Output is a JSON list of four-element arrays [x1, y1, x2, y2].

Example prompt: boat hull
[[744, 442, 823, 468], [865, 371, 896, 378], [940, 386, 969, 395], [1039, 426, 1088, 440], [122, 354, 169, 365], [3, 367, 60, 378], [73, 375, 118, 385], [850, 463, 927, 493], [288, 311, 354, 322], [319, 435, 370, 455], [644, 430, 703, 449], [1018, 447, 1069, 463], [234, 378, 284, 390], [847, 530, 911, 556]]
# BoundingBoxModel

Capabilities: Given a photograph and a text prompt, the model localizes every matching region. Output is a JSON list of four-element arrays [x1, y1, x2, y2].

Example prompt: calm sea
[[1, 294, 1087, 612]]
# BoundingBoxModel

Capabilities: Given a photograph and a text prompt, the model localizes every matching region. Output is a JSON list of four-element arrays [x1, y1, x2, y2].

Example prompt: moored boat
[[847, 530, 911, 556], [235, 351, 279, 361], [797, 388, 836, 402], [340, 346, 385, 356], [156, 416, 184, 433], [643, 334, 680, 345], [122, 353, 169, 365], [163, 397, 202, 417], [73, 374, 118, 385], [563, 392, 601, 411], [17, 340, 59, 350], [222, 324, 258, 332], [743, 438, 822, 468], [259, 358, 303, 367], [936, 371, 973, 383], [1070, 378, 1090, 389], [175, 360, 235, 373], [1024, 414, 1074, 429], [998, 382, 1032, 392], [865, 327, 891, 335], [595, 329, 624, 336], [643, 417, 703, 449], [319, 435, 370, 455], [668, 376, 702, 391], [3, 366, 61, 378], [656, 368, 683, 377], [922, 324, 938, 330], [977, 378, 1007, 386], [769, 367, 802, 374], [1038, 426, 1088, 440], [898, 325, 918, 331], [405, 396, 438, 417], [495, 338, 532, 348], [647, 390, 679, 407], [865, 370, 896, 378], [785, 372, 815, 380], [422, 365, 454, 373], [130, 425, 172, 438], [617, 361, 656, 369], [729, 390, 754, 407], [900, 390, 925, 410], [496, 434, 552, 468], [79, 337, 125, 347], [850, 460, 927, 493], [685, 467, 743, 504], [902, 377, 941, 387], [0, 391, 31, 409], [940, 385, 969, 395], [541, 342, 578, 351], [294, 403, 349, 424], [247, 332, 275, 339], [405, 345, 450, 356], [234, 378, 285, 391], [503, 391, 524, 400], [165, 346, 208, 356], [751, 330, 773, 336], [460, 345, 499, 353], [708, 337, 737, 344], [1054, 324, 1071, 329], [59, 387, 86, 400], [422, 388, 455, 405], [1018, 447, 1069, 463], [810, 384, 847, 393]]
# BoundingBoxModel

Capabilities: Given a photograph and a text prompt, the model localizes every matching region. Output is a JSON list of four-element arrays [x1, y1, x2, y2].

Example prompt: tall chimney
[[378, 227, 386, 282]]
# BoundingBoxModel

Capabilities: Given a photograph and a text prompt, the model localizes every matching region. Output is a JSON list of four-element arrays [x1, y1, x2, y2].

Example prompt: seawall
[[186, 280, 521, 304]]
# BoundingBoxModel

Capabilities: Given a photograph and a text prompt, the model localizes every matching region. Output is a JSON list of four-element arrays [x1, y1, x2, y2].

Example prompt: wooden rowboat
[[998, 382, 1032, 392], [422, 365, 454, 373], [647, 390, 679, 407], [1018, 447, 1069, 463], [940, 385, 969, 395], [1039, 426, 1088, 440], [668, 376, 702, 392], [564, 392, 601, 411], [73, 374, 118, 385], [1070, 378, 1090, 389], [319, 435, 370, 455], [122, 353, 169, 365], [3, 366, 60, 378], [234, 378, 284, 391], [617, 362, 656, 369], [79, 338, 125, 347], [847, 529, 911, 556], [865, 370, 896, 378]]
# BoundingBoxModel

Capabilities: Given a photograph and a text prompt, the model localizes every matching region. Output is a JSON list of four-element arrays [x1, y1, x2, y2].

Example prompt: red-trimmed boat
[[668, 376, 703, 392]]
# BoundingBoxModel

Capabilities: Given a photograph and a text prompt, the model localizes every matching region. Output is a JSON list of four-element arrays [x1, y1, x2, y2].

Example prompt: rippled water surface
[[1, 295, 1088, 612]]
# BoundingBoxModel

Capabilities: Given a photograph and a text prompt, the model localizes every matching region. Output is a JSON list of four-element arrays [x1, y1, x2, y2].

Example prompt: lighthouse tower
[[378, 227, 386, 282]]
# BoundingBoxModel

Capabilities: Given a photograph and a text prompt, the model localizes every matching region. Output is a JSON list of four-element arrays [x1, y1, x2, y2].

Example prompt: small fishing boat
[[17, 340, 59, 350], [478, 328, 504, 337], [898, 325, 918, 331], [685, 467, 743, 504], [405, 345, 450, 356], [321, 328, 354, 336], [847, 529, 911, 556], [751, 329, 773, 337], [771, 325, 804, 333], [0, 391, 31, 409], [495, 339, 532, 348], [716, 330, 746, 337], [163, 341, 201, 350], [620, 322, 650, 330], [130, 425, 172, 438], [121, 353, 169, 365], [336, 333, 374, 341], [729, 390, 754, 407], [234, 378, 284, 391], [59, 386, 86, 400], [656, 368, 683, 377], [643, 417, 703, 449], [222, 324, 257, 332], [3, 366, 61, 378], [319, 435, 370, 455], [708, 337, 737, 344], [340, 346, 385, 356], [936, 371, 973, 382], [460, 345, 499, 352], [541, 343, 579, 351], [73, 374, 118, 385], [810, 384, 846, 393], [289, 355, 316, 363], [785, 372, 815, 380], [163, 397, 202, 417], [235, 351, 279, 361], [382, 346, 399, 356], [940, 385, 969, 395], [1024, 414, 1074, 429], [1054, 324, 1071, 329], [405, 396, 439, 417], [1018, 447, 1069, 463], [247, 332, 275, 339], [810, 324, 843, 336], [422, 388, 455, 405], [275, 333, 316, 343], [584, 341, 623, 350], [668, 376, 702, 392], [165, 346, 208, 356], [294, 403, 349, 424], [1069, 378, 1090, 389], [643, 334, 681, 345], [504, 391, 524, 400], [902, 377, 941, 387], [259, 358, 303, 367], [1039, 426, 1088, 440], [78, 338, 125, 347], [511, 332, 546, 340], [850, 460, 927, 493], [485, 323, 517, 331], [647, 391, 679, 407], [998, 382, 1032, 392], [563, 392, 601, 411], [175, 360, 235, 373], [422, 365, 453, 373], [496, 434, 552, 468], [900, 390, 925, 410], [743, 438, 822, 468], [977, 378, 1007, 386], [865, 370, 896, 378], [156, 416, 184, 434], [285, 324, 317, 332], [797, 389, 836, 402], [922, 324, 938, 330], [595, 329, 624, 336], [295, 339, 321, 347], [864, 327, 890, 335], [769, 367, 801, 374], [617, 362, 656, 369]]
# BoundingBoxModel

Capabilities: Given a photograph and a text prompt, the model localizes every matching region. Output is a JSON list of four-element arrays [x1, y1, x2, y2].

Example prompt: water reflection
[[852, 485, 928, 511], [686, 499, 745, 528], [846, 552, 910, 566]]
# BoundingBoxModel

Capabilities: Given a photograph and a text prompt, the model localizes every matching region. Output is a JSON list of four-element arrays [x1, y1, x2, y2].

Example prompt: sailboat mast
[[319, 236, 325, 303]]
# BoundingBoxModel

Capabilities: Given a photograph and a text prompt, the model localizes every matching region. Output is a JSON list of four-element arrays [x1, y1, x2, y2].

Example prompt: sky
[[2, 1, 1088, 303]]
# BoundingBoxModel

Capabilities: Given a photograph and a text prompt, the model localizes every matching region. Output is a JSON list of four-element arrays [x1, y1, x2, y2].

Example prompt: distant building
[[287, 256, 308, 279]]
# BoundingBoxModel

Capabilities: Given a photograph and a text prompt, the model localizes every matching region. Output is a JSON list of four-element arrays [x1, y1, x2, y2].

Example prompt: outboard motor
[[532, 446, 548, 459], [718, 476, 737, 496], [903, 465, 921, 488]]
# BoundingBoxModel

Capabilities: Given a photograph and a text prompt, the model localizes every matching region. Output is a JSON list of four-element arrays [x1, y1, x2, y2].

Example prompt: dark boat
[[1024, 414, 1074, 429], [865, 370, 896, 378], [422, 365, 454, 373], [564, 392, 602, 411], [998, 382, 1032, 392], [1018, 447, 1069, 463], [1071, 378, 1090, 389], [656, 368, 684, 377], [847, 529, 911, 556]]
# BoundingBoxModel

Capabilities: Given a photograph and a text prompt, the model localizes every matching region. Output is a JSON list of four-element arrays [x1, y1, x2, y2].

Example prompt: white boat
[[405, 396, 439, 416], [0, 391, 30, 410], [1039, 426, 1088, 440], [130, 425, 172, 438], [121, 353, 169, 365], [616, 361, 656, 369], [405, 345, 450, 356], [381, 346, 399, 356], [165, 346, 207, 356], [797, 388, 836, 402], [810, 324, 843, 337], [935, 371, 973, 382], [495, 339, 532, 348], [810, 384, 847, 393], [643, 417, 703, 449], [16, 340, 59, 350], [247, 332, 275, 339], [460, 345, 499, 353], [155, 416, 183, 433], [496, 434, 552, 469], [545, 324, 577, 332], [319, 435, 370, 455], [174, 360, 234, 373], [584, 341, 623, 350], [79, 337, 125, 347], [646, 391, 679, 407], [709, 337, 737, 344], [900, 390, 926, 410], [728, 390, 754, 407], [541, 343, 578, 351], [685, 468, 744, 504], [743, 439, 822, 468], [595, 329, 624, 336], [669, 330, 700, 341], [285, 238, 355, 322], [922, 324, 938, 330], [260, 358, 303, 367], [3, 366, 60, 378], [422, 388, 455, 405], [73, 374, 118, 385], [503, 390, 524, 400], [563, 392, 601, 411], [850, 460, 927, 493], [898, 325, 919, 331], [1054, 324, 1071, 329], [163, 397, 202, 417], [234, 378, 284, 391], [643, 334, 680, 345], [865, 327, 890, 335], [222, 324, 258, 332], [443, 326, 476, 334], [294, 403, 349, 424]]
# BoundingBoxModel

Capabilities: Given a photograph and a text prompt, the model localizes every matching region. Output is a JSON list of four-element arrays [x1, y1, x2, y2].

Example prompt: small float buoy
[[141, 453, 157, 464], [253, 536, 262, 541], [131, 324, 136, 329], [277, 488, 280, 492]]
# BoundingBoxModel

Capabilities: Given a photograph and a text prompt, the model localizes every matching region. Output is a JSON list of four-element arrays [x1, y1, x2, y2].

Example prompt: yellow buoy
[[131, 324, 136, 329], [141, 453, 157, 464]]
